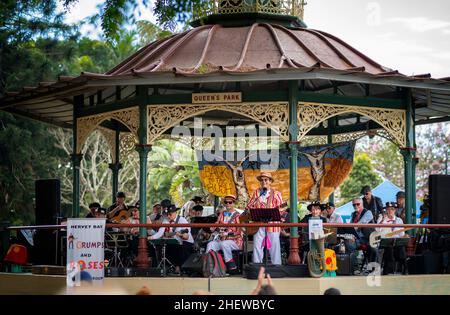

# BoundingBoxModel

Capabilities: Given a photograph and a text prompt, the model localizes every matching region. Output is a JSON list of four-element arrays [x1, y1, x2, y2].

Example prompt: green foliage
[[370, 137, 404, 188], [339, 152, 382, 205], [0, 112, 66, 224]]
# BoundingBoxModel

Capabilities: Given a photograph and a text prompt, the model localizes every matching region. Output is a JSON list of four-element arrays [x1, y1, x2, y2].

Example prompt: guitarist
[[206, 195, 243, 271], [377, 201, 407, 275], [107, 191, 129, 224]]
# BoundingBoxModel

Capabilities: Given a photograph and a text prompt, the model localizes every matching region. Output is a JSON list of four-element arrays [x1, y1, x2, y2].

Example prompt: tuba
[[307, 231, 327, 278]]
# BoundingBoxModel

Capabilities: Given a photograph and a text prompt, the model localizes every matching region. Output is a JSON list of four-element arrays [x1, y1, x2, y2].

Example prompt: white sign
[[308, 217, 323, 240], [66, 218, 106, 287]]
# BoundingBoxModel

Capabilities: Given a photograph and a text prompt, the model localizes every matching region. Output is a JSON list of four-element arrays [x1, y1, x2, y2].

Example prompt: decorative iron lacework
[[147, 102, 289, 145], [162, 134, 281, 151], [76, 107, 139, 154], [119, 132, 137, 156], [194, 0, 306, 19], [96, 126, 117, 163], [297, 102, 406, 147]]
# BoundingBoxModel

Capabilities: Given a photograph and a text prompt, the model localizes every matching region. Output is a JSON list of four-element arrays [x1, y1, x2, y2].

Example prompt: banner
[[197, 141, 356, 204], [66, 218, 106, 287]]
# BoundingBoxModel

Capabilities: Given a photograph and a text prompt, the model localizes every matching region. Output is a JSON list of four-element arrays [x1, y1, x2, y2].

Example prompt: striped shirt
[[247, 188, 284, 233]]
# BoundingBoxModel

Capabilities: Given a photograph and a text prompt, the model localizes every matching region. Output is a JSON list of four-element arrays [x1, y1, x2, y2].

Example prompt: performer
[[206, 195, 243, 271], [107, 191, 129, 223], [122, 206, 156, 265], [395, 191, 406, 222], [148, 205, 194, 274], [349, 197, 377, 262], [361, 185, 383, 221], [377, 202, 407, 274], [181, 196, 205, 219], [94, 207, 106, 218], [324, 202, 343, 224], [246, 172, 283, 265], [86, 202, 101, 218], [301, 201, 328, 224]]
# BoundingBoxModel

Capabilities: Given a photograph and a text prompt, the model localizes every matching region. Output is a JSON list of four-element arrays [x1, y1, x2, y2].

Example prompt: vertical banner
[[66, 218, 106, 287]]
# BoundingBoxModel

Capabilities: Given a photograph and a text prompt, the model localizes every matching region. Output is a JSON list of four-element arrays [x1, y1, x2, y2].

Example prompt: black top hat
[[89, 202, 101, 209], [396, 191, 405, 198], [384, 201, 397, 209], [192, 205, 204, 212], [165, 205, 179, 213], [307, 201, 322, 211], [116, 191, 126, 198], [161, 199, 172, 208], [191, 196, 205, 203]]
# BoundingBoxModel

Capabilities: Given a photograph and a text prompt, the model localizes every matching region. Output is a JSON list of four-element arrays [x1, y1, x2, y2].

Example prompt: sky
[[58, 0, 450, 79]]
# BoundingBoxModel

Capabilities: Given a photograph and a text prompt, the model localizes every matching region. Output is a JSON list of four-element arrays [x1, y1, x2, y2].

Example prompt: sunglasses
[[352, 203, 361, 206], [224, 201, 234, 204], [365, 192, 370, 195]]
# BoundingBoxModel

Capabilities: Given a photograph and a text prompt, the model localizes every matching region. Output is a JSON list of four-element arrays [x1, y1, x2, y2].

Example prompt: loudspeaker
[[407, 250, 442, 274], [35, 179, 61, 225], [429, 175, 450, 224], [336, 253, 355, 275], [33, 230, 57, 265]]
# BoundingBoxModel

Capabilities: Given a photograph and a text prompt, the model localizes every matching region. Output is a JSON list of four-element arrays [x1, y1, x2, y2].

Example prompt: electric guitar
[[369, 228, 413, 248]]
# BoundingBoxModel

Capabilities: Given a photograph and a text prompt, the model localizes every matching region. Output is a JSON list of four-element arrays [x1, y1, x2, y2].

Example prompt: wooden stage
[[1, 273, 449, 295]]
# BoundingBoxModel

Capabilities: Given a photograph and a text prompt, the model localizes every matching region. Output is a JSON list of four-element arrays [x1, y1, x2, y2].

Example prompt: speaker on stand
[[428, 174, 450, 224], [34, 179, 61, 265]]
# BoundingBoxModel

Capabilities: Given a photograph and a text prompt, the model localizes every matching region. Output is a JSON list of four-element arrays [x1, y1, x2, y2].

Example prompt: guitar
[[369, 228, 413, 248], [107, 203, 133, 223]]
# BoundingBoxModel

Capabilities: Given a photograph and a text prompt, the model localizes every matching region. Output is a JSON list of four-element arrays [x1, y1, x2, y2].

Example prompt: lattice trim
[[297, 102, 406, 147], [76, 107, 139, 154], [147, 102, 289, 145]]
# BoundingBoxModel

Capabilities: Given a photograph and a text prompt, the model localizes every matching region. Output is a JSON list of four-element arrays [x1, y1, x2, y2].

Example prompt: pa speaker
[[35, 179, 60, 225], [428, 175, 450, 224]]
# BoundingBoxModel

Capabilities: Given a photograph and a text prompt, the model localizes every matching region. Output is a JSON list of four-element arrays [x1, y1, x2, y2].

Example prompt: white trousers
[[206, 240, 240, 262], [252, 227, 281, 265]]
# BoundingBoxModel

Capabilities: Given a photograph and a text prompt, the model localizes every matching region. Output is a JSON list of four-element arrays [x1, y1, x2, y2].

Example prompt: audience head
[[324, 287, 341, 295]]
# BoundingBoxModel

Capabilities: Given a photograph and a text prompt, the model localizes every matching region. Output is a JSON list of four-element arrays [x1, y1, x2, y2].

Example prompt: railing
[[193, 0, 306, 20], [7, 223, 450, 230]]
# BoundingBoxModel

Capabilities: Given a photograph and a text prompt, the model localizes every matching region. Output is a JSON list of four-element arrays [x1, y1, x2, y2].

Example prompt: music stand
[[105, 233, 129, 268], [380, 237, 409, 274], [249, 208, 281, 270], [151, 238, 178, 277]]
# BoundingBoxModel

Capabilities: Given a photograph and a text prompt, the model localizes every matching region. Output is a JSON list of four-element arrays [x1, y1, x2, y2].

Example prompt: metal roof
[[1, 23, 450, 128]]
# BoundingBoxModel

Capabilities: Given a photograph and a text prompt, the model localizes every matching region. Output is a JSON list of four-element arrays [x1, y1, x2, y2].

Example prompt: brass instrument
[[307, 231, 333, 278]]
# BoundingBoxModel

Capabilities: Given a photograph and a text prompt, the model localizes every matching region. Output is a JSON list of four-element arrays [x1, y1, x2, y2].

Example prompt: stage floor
[[1, 272, 450, 295]]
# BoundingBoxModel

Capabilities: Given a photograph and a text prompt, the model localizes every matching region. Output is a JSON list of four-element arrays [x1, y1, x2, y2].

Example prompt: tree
[[338, 152, 382, 205], [0, 112, 66, 225], [415, 123, 450, 199], [370, 137, 404, 188], [0, 0, 77, 94]]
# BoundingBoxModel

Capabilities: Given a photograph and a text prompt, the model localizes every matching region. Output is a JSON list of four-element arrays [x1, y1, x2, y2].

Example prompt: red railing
[[6, 223, 450, 230]]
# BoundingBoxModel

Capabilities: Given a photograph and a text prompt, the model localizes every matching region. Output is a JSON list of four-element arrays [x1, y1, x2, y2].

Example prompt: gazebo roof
[[1, 20, 450, 129], [106, 23, 389, 76]]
